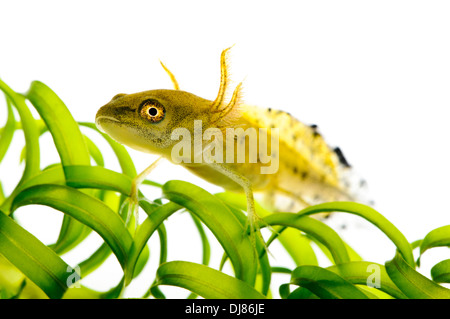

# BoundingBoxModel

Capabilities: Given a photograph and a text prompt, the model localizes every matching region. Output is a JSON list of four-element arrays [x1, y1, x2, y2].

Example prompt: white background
[[1, 0, 450, 297]]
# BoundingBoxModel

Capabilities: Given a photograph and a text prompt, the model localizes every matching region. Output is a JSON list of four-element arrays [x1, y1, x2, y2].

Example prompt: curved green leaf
[[327, 262, 407, 299], [142, 224, 168, 299], [83, 134, 104, 166], [219, 200, 271, 296], [77, 242, 112, 277], [289, 265, 369, 299], [385, 251, 450, 299], [189, 212, 211, 267], [162, 181, 258, 285], [418, 225, 450, 266], [153, 261, 265, 299], [1, 165, 65, 213], [297, 202, 415, 267], [0, 96, 16, 165], [126, 201, 181, 285], [262, 213, 350, 264], [215, 192, 318, 266], [64, 165, 132, 195], [11, 184, 133, 271], [26, 81, 90, 167], [0, 210, 71, 299], [0, 79, 40, 187], [26, 81, 94, 257], [431, 259, 450, 284]]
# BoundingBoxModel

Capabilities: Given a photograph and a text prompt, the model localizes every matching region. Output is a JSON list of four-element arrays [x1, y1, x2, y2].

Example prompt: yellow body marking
[[95, 48, 361, 239]]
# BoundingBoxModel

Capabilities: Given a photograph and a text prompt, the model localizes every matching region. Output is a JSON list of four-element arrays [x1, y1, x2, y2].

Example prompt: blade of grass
[[0, 209, 72, 299], [430, 259, 450, 284], [76, 190, 122, 276], [0, 79, 40, 188], [262, 213, 350, 265], [385, 251, 450, 299], [215, 192, 318, 266], [289, 265, 369, 299], [152, 261, 266, 299], [189, 212, 211, 266], [64, 165, 132, 195], [0, 182, 5, 204], [11, 184, 133, 271], [126, 201, 181, 285], [162, 180, 258, 286], [0, 96, 16, 165], [83, 134, 104, 166], [26, 81, 93, 256], [1, 165, 65, 213], [77, 242, 112, 277], [418, 225, 450, 266], [296, 202, 415, 267], [25, 81, 90, 167], [219, 200, 271, 296], [327, 261, 407, 299], [142, 223, 168, 299]]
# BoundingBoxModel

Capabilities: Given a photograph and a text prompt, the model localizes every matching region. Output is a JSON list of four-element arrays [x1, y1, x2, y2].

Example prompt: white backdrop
[[1, 1, 450, 297]]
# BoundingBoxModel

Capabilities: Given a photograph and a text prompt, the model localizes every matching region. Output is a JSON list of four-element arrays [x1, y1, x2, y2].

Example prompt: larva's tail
[[337, 163, 374, 207], [333, 146, 374, 206]]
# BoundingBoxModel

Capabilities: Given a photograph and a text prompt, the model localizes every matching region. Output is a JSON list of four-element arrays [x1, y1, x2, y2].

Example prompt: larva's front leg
[[127, 156, 163, 228]]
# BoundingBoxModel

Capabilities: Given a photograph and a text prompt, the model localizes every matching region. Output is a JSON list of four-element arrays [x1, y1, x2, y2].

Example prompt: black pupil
[[148, 107, 158, 116]]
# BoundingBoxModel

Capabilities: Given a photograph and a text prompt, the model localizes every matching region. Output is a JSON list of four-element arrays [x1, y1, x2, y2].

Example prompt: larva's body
[[96, 48, 360, 240], [178, 103, 353, 212], [236, 105, 353, 211]]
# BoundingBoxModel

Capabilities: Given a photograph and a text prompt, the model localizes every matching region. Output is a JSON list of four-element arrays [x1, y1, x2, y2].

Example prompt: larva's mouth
[[95, 115, 120, 133]]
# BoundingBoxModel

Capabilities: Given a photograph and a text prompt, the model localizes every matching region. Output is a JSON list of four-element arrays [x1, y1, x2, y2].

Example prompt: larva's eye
[[139, 99, 165, 123]]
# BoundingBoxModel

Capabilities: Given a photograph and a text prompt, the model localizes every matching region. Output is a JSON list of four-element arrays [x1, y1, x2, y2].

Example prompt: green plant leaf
[[262, 213, 350, 265], [162, 180, 258, 286], [189, 212, 211, 267], [0, 210, 72, 299], [153, 261, 266, 299], [296, 202, 415, 267], [142, 223, 168, 299], [418, 225, 450, 266], [219, 199, 271, 296], [1, 164, 65, 213], [77, 242, 112, 277], [214, 192, 318, 266], [0, 96, 16, 165], [83, 134, 104, 166], [26, 81, 94, 256], [289, 265, 369, 299], [327, 261, 407, 299], [0, 79, 40, 187], [11, 184, 133, 271], [64, 165, 132, 195], [26, 81, 90, 167], [126, 201, 181, 285], [385, 251, 450, 299], [430, 259, 450, 284]]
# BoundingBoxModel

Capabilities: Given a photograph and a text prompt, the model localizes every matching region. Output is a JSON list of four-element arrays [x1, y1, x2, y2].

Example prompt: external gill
[[210, 46, 243, 130]]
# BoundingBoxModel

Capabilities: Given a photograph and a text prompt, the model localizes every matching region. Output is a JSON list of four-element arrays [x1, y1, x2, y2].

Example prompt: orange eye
[[139, 99, 165, 123]]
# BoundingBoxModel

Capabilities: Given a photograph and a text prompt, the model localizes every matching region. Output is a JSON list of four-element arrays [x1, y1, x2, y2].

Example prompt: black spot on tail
[[310, 124, 321, 138], [334, 147, 351, 168]]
